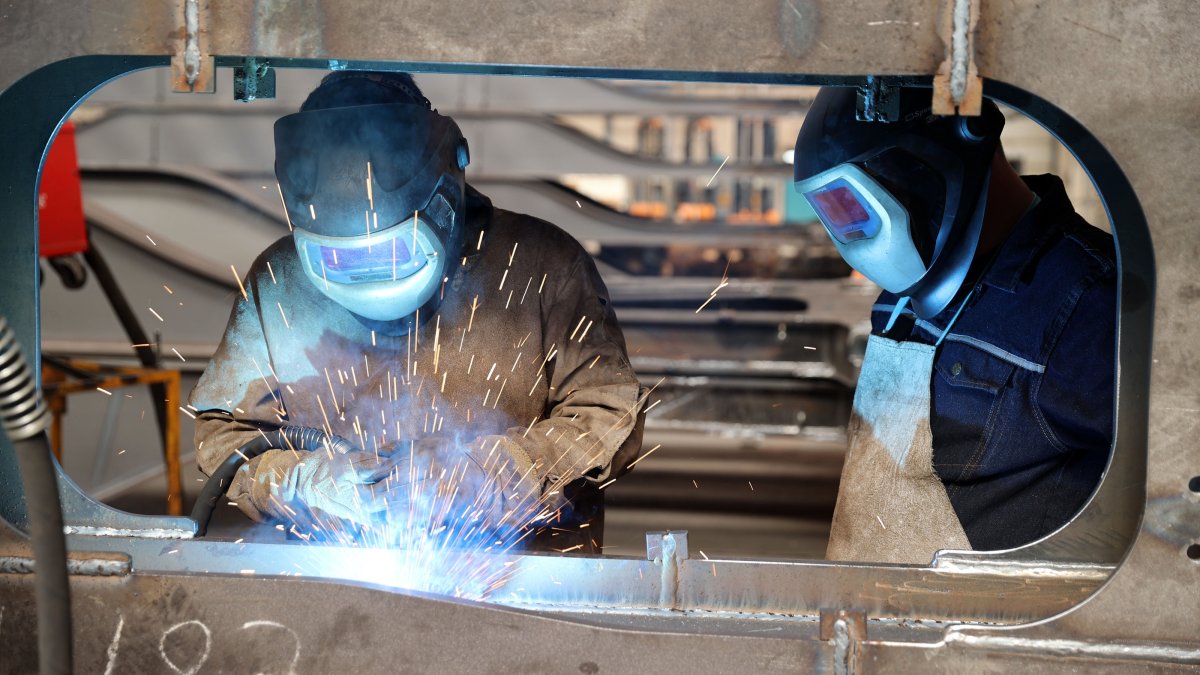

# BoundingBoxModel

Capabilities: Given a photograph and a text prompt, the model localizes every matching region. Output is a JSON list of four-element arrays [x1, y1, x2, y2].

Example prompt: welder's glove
[[375, 437, 541, 532], [274, 450, 394, 525]]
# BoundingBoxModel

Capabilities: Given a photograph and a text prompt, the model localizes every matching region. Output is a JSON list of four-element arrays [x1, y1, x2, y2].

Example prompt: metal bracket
[[820, 608, 867, 675], [933, 0, 982, 115], [171, 0, 215, 93], [856, 76, 901, 122], [233, 57, 276, 102]]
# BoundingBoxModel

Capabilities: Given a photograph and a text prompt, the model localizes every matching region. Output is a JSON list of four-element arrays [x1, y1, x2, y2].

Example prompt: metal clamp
[[234, 57, 276, 102], [820, 608, 867, 675]]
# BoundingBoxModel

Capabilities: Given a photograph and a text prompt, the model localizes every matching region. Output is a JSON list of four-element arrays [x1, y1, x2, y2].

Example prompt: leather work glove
[[275, 450, 395, 525], [373, 438, 540, 534]]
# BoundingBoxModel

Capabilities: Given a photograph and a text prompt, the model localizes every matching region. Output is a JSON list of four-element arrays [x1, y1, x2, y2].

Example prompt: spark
[[508, 243, 519, 265], [178, 406, 196, 419], [96, 387, 112, 396], [625, 444, 662, 469], [309, 204, 316, 220], [498, 269, 509, 291], [538, 274, 547, 294], [749, 481, 755, 491], [695, 265, 731, 314], [413, 210, 419, 255], [321, 258, 330, 289], [692, 479, 699, 488], [366, 161, 374, 210], [569, 316, 588, 341], [588, 355, 601, 369], [145, 234, 157, 246], [148, 307, 164, 322], [163, 285, 173, 294], [276, 183, 293, 231], [876, 515, 887, 530], [575, 200, 581, 208], [371, 330, 376, 347], [577, 320, 594, 343], [171, 348, 186, 362], [804, 345, 816, 351], [705, 155, 730, 188], [520, 277, 533, 304], [699, 550, 710, 560], [117, 449, 125, 455], [597, 477, 618, 490], [230, 264, 248, 301], [468, 295, 480, 332], [130, 343, 151, 348], [277, 302, 290, 329], [558, 544, 583, 553], [476, 229, 485, 251]]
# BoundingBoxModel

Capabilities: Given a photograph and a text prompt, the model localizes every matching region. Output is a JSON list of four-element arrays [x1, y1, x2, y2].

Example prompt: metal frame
[[0, 1, 1196, 671]]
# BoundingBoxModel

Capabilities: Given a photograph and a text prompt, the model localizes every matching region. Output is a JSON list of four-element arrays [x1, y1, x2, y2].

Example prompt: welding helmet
[[793, 86, 1004, 318], [274, 102, 470, 324]]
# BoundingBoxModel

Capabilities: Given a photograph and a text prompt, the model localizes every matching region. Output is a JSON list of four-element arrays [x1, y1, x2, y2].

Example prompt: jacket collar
[[979, 174, 1077, 293]]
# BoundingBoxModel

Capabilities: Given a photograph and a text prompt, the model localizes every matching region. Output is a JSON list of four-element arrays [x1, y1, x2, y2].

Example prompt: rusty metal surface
[[0, 0, 1198, 671]]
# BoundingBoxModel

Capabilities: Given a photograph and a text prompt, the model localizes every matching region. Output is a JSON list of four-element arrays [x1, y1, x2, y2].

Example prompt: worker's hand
[[374, 438, 539, 532], [279, 450, 394, 525]]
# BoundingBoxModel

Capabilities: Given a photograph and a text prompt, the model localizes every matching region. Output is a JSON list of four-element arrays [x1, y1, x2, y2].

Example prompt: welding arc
[[190, 425, 356, 536]]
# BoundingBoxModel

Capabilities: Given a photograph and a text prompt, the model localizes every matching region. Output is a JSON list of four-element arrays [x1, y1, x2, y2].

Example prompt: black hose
[[0, 317, 72, 675], [190, 426, 355, 536]]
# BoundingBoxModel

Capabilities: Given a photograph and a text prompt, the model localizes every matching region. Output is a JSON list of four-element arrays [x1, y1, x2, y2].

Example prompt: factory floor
[[103, 468, 832, 560]]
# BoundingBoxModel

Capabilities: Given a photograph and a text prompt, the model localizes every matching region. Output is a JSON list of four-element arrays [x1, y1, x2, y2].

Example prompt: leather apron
[[825, 306, 972, 564]]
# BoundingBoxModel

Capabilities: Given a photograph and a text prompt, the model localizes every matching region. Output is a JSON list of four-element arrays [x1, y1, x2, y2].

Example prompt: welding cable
[[0, 317, 72, 675], [190, 425, 356, 536]]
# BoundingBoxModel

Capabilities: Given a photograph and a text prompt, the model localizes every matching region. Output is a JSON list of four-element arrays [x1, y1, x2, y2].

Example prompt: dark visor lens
[[803, 177, 883, 243]]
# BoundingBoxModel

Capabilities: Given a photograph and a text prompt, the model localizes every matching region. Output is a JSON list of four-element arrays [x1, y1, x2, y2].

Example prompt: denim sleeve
[[1033, 265, 1117, 526]]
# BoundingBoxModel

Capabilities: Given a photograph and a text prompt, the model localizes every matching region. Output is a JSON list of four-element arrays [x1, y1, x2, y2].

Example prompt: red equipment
[[37, 121, 87, 257]]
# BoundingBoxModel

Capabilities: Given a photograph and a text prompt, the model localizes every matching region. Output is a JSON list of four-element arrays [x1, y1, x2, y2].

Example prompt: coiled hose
[[0, 317, 72, 675], [190, 426, 355, 536]]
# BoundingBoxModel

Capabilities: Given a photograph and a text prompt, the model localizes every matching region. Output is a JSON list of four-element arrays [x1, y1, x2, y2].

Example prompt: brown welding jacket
[[189, 188, 645, 552]]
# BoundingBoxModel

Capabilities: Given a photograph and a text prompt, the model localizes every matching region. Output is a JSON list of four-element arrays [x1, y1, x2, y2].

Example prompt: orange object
[[38, 122, 88, 257]]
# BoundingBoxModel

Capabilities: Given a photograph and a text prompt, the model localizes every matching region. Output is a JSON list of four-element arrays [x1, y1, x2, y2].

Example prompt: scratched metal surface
[[0, 0, 1198, 671]]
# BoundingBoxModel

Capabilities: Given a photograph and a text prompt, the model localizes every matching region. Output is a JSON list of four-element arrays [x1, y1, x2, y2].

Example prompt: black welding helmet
[[793, 86, 1004, 318], [275, 99, 470, 324]]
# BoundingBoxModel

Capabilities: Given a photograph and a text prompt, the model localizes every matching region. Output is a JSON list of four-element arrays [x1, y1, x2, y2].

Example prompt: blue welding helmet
[[793, 86, 1004, 318], [274, 102, 471, 323]]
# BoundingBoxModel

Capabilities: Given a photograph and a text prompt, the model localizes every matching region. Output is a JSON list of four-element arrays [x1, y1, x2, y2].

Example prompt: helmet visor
[[795, 164, 902, 245], [297, 217, 439, 285]]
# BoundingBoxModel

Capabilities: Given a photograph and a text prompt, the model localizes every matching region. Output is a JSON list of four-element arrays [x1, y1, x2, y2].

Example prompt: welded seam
[[0, 555, 131, 576], [945, 633, 1200, 664], [950, 0, 972, 104], [183, 0, 200, 86], [833, 618, 852, 675], [64, 525, 194, 539]]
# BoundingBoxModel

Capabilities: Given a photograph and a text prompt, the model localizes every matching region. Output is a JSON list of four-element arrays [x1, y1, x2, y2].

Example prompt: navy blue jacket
[[870, 175, 1116, 551]]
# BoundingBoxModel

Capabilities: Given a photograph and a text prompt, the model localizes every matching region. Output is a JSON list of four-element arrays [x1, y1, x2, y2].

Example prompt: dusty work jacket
[[189, 188, 645, 552], [869, 175, 1116, 550]]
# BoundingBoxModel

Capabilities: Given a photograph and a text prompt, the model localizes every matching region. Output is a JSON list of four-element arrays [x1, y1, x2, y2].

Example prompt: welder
[[189, 72, 645, 551], [793, 87, 1116, 563]]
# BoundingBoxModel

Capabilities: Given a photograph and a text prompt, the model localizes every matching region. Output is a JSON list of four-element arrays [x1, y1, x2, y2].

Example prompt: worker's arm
[[189, 264, 301, 522]]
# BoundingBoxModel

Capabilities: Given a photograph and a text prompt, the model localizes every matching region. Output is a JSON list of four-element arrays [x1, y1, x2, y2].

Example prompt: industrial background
[[1, 1, 1196, 672], [40, 67, 1104, 560]]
